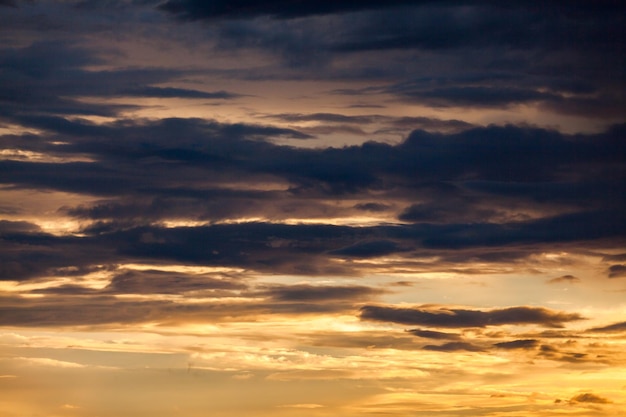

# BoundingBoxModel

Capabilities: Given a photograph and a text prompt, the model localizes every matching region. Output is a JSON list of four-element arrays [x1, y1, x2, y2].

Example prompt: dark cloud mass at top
[[158, 0, 626, 20], [158, 0, 433, 20]]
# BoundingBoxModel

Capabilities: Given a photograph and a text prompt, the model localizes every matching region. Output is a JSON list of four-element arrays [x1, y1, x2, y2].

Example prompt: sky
[[0, 0, 625, 416]]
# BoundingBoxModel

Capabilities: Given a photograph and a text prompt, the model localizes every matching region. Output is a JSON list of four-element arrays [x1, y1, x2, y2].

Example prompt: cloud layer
[[1, 1, 625, 416]]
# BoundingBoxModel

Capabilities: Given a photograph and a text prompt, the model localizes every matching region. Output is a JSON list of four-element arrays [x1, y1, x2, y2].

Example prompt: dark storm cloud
[[86, 213, 624, 269], [392, 124, 626, 186], [3, 109, 625, 218], [4, 1, 622, 121], [359, 305, 584, 328], [390, 86, 557, 108], [398, 201, 497, 224], [119, 87, 243, 100], [2, 116, 625, 281], [607, 264, 626, 278], [99, 223, 363, 275], [415, 210, 626, 249], [0, 117, 313, 197], [0, 41, 245, 120], [158, 0, 431, 20], [0, 160, 139, 196], [0, 41, 136, 117], [64, 194, 278, 224], [327, 3, 623, 114], [2, 212, 624, 283], [464, 180, 626, 210], [0, 229, 119, 281], [156, 0, 624, 102], [332, 2, 625, 52], [329, 240, 403, 258], [159, 1, 626, 22], [0, 130, 626, 279]]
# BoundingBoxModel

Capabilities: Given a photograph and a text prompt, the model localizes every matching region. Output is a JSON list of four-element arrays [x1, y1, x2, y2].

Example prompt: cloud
[[0, 232, 112, 281], [330, 240, 403, 258], [0, 41, 184, 117], [118, 87, 243, 100], [259, 284, 383, 302], [547, 275, 581, 284], [158, 0, 426, 20], [359, 305, 584, 328], [607, 264, 626, 278], [1, 211, 622, 282], [4, 120, 624, 238], [588, 321, 626, 333], [0, 2, 624, 415], [5, 116, 626, 203], [569, 393, 611, 404], [398, 201, 498, 224], [422, 341, 484, 352], [493, 339, 539, 350], [354, 203, 391, 212], [0, 289, 366, 327], [419, 210, 626, 249], [407, 329, 461, 340], [152, 0, 625, 121], [0, 220, 41, 234], [393, 86, 557, 108], [103, 269, 246, 295], [537, 344, 600, 364]]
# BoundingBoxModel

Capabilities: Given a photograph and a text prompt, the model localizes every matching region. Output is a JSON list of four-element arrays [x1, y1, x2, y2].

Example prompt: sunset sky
[[1, 1, 625, 416]]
